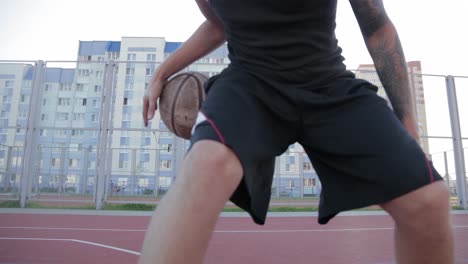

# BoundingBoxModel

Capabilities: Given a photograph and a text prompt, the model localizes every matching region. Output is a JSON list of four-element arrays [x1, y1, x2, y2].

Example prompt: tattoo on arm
[[370, 33, 412, 121], [351, 0, 389, 38], [351, 0, 413, 121]]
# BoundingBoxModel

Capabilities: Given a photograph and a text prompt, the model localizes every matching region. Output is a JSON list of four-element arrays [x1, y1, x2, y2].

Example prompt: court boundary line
[[0, 237, 140, 255], [1, 225, 467, 233]]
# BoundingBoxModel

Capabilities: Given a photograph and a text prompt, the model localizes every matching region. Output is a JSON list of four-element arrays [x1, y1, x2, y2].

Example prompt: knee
[[187, 141, 243, 180], [382, 182, 451, 230]]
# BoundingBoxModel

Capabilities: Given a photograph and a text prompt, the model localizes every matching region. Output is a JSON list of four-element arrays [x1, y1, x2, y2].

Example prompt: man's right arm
[[153, 0, 225, 81], [143, 0, 225, 125]]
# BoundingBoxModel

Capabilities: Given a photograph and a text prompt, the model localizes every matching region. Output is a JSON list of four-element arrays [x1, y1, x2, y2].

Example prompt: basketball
[[159, 72, 208, 140]]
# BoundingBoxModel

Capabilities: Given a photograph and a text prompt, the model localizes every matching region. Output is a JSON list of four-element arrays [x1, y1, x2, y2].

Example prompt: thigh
[[299, 81, 443, 224], [191, 67, 298, 224]]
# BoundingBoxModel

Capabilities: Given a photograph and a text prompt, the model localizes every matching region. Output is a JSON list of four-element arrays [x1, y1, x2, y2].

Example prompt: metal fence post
[[95, 60, 115, 209], [299, 152, 304, 198], [154, 147, 160, 197], [443, 152, 451, 188], [275, 157, 280, 198], [131, 148, 136, 195], [174, 137, 185, 183], [20, 60, 45, 208], [445, 75, 467, 208], [3, 146, 13, 193]]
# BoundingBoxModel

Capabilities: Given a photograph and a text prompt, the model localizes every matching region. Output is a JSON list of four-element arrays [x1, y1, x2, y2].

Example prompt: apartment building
[[355, 62, 430, 154]]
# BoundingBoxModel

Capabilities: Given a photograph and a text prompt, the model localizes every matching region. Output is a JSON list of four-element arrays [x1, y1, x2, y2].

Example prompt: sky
[[0, 0, 467, 76], [0, 0, 467, 174]]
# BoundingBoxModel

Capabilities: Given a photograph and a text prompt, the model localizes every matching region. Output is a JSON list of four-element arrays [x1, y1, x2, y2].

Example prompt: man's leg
[[138, 140, 243, 264], [380, 181, 454, 264]]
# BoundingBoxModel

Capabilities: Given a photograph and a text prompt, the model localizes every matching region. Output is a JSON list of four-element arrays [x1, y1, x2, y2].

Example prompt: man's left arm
[[350, 0, 419, 141]]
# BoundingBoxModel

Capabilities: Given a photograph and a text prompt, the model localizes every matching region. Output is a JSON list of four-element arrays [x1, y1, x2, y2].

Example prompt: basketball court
[[1, 209, 468, 263]]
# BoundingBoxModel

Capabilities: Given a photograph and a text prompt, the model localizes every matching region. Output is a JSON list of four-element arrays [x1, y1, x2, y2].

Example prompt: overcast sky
[[0, 0, 467, 76], [1, 0, 467, 172]]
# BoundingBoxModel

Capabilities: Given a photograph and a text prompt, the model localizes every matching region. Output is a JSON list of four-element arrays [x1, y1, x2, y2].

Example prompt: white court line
[[0, 237, 140, 256], [0, 226, 146, 232], [1, 225, 468, 233]]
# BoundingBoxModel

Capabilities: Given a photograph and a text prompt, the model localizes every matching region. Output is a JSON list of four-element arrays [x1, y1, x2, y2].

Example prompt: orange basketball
[[159, 72, 208, 140]]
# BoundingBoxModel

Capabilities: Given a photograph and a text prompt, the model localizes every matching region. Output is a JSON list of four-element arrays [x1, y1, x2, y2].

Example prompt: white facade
[[355, 62, 430, 154]]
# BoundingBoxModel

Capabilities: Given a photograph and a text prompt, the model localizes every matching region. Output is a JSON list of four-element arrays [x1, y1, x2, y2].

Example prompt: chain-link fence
[[0, 60, 466, 209]]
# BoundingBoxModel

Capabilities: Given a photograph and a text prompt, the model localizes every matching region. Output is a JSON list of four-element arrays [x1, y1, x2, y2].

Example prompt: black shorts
[[190, 66, 443, 225]]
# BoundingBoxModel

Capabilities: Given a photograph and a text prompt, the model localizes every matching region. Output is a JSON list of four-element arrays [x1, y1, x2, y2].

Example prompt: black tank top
[[209, 0, 353, 86]]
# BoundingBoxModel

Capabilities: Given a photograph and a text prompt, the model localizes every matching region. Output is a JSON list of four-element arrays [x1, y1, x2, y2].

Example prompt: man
[[141, 0, 454, 263]]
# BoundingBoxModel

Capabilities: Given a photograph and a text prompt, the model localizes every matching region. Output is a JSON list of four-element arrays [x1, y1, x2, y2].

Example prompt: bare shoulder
[[349, 0, 389, 37]]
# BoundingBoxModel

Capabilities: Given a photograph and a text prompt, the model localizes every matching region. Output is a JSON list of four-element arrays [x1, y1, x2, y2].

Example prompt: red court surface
[[0, 209, 467, 264]]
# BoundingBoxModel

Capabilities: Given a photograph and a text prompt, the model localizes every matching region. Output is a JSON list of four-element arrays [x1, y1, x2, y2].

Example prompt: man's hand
[[143, 74, 166, 127]]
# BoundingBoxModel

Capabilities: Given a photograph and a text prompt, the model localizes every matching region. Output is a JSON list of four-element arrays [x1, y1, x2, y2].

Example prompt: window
[[18, 110, 27, 119], [146, 54, 156, 61], [303, 162, 312, 171], [76, 84, 84, 91], [59, 83, 72, 91], [69, 159, 80, 168], [94, 85, 102, 92], [125, 81, 134, 90], [139, 178, 149, 188], [146, 68, 152, 76], [123, 98, 128, 105], [66, 175, 77, 185], [57, 113, 69, 121], [127, 53, 136, 61], [119, 153, 129, 169], [42, 99, 47, 106], [289, 180, 296, 188], [71, 129, 84, 136], [58, 98, 71, 106], [95, 71, 103, 78], [142, 153, 150, 162], [41, 114, 48, 121], [285, 163, 296, 172], [51, 158, 61, 167], [91, 114, 97, 122], [73, 113, 85, 121], [20, 95, 27, 103], [303, 178, 316, 187], [126, 68, 135, 75], [160, 144, 173, 153], [160, 160, 172, 170], [5, 80, 14, 87], [82, 98, 87, 106], [79, 69, 90, 77], [120, 137, 130, 146]]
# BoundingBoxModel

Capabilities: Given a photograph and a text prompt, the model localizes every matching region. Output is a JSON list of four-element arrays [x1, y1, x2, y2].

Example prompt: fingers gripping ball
[[159, 72, 208, 140]]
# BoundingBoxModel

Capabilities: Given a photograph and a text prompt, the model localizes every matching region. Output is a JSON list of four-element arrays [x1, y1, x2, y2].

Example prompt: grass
[[0, 200, 20, 208], [0, 200, 466, 212], [27, 202, 96, 210], [104, 203, 156, 211]]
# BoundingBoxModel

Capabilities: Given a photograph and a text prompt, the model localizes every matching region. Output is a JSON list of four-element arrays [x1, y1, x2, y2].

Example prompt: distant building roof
[[106, 41, 121, 52], [44, 68, 75, 83], [164, 42, 183, 53], [79, 41, 121, 56], [24, 67, 34, 80]]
